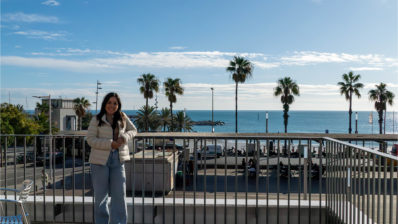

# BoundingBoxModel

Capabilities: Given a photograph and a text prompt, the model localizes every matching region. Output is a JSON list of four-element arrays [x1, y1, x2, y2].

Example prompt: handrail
[[323, 137, 398, 161]]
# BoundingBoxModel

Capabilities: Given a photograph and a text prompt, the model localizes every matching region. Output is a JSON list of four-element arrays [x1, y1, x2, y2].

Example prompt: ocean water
[[122, 110, 398, 134]]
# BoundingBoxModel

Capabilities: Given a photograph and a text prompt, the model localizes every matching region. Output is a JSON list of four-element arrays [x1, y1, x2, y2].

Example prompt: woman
[[87, 92, 137, 224]]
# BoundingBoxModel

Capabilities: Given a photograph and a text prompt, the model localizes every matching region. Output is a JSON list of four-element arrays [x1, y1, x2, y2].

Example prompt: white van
[[197, 144, 223, 158]]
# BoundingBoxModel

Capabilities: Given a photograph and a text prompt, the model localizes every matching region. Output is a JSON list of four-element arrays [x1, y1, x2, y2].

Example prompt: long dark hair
[[96, 92, 125, 128]]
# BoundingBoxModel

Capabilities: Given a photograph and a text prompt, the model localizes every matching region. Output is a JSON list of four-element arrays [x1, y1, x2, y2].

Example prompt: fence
[[0, 133, 397, 223]]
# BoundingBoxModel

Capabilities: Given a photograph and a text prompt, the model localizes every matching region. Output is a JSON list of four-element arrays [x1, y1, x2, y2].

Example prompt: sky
[[1, 0, 397, 112]]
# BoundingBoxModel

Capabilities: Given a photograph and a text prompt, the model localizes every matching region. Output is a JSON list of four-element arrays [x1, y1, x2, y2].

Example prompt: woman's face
[[105, 96, 119, 115]]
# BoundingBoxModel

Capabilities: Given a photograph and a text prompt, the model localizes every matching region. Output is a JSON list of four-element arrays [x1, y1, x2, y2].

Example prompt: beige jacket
[[87, 112, 137, 165]]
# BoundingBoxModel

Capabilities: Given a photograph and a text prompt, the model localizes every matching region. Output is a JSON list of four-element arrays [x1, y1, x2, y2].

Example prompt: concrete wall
[[1, 197, 327, 224]]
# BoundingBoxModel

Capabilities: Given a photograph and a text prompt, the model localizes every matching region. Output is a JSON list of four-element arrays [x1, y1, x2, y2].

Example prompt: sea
[[26, 110, 397, 134], [121, 110, 398, 135]]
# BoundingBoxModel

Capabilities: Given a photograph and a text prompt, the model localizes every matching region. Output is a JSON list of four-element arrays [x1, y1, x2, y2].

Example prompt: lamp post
[[355, 112, 358, 134], [33, 95, 53, 181], [211, 87, 214, 133], [266, 111, 269, 133], [95, 80, 102, 113]]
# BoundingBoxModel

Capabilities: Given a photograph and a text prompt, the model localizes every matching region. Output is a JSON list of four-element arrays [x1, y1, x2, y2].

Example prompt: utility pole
[[211, 87, 214, 133], [355, 112, 358, 134], [33, 95, 53, 181], [95, 80, 102, 113]]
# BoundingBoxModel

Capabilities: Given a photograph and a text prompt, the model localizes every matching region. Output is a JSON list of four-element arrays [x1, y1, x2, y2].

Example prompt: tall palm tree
[[159, 107, 171, 132], [226, 56, 253, 133], [175, 111, 193, 132], [132, 105, 160, 132], [36, 102, 49, 114], [368, 83, 395, 134], [337, 71, 364, 134], [73, 97, 91, 130], [163, 78, 184, 131], [274, 77, 300, 133], [137, 73, 159, 131]]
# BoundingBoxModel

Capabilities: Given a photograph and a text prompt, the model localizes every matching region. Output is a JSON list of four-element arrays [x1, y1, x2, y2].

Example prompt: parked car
[[197, 144, 223, 158], [16, 152, 35, 164], [146, 143, 184, 151], [36, 152, 64, 165]]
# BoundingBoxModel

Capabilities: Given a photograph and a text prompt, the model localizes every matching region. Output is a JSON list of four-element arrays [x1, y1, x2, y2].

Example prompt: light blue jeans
[[91, 150, 127, 224]]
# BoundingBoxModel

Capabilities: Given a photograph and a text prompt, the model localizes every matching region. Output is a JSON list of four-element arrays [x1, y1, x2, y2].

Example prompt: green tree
[[36, 102, 49, 113], [226, 56, 253, 133], [368, 83, 395, 134], [0, 103, 40, 145], [175, 111, 193, 132], [163, 78, 184, 131], [132, 105, 160, 132], [159, 107, 171, 132], [137, 73, 160, 131], [73, 97, 91, 130], [337, 71, 364, 134], [274, 77, 300, 133], [82, 111, 93, 130]]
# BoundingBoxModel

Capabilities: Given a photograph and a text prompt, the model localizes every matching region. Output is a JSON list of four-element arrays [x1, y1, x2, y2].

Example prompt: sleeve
[[120, 112, 138, 142], [86, 117, 113, 150]]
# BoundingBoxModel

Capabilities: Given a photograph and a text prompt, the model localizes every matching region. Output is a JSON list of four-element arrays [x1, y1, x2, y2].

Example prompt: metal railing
[[0, 133, 397, 224]]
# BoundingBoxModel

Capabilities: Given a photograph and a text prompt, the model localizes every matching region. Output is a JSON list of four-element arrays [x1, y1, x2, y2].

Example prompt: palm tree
[[226, 56, 253, 133], [132, 105, 160, 132], [137, 73, 159, 131], [175, 111, 193, 132], [368, 83, 395, 134], [337, 71, 364, 134], [73, 97, 91, 130], [36, 102, 49, 114], [274, 77, 300, 133], [163, 78, 184, 131], [159, 107, 171, 132]]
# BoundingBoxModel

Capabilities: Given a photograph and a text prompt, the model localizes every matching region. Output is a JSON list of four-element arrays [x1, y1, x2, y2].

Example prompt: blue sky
[[1, 0, 397, 111]]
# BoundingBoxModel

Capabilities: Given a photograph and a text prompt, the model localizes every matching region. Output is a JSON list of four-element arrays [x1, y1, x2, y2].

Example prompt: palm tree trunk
[[79, 117, 82, 131], [378, 110, 383, 134], [170, 102, 173, 132], [145, 98, 149, 132], [235, 82, 238, 133], [283, 108, 288, 133], [348, 93, 352, 134]]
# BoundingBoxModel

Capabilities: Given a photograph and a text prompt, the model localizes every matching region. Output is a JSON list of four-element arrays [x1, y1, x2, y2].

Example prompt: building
[[36, 98, 77, 131]]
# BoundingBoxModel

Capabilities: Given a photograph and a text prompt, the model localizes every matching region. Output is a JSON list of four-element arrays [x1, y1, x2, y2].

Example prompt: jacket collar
[[101, 114, 122, 127]]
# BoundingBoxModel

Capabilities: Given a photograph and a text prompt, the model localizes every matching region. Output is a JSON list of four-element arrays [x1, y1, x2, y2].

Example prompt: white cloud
[[2, 56, 112, 72], [4, 49, 398, 73], [42, 0, 60, 6], [281, 51, 387, 66], [3, 12, 59, 23], [349, 67, 384, 71], [169, 46, 186, 50], [14, 30, 67, 40]]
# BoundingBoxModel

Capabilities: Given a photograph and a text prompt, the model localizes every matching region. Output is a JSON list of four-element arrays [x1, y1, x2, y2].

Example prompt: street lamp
[[211, 87, 214, 133], [95, 80, 102, 113], [266, 111, 269, 133], [33, 95, 53, 182], [355, 112, 358, 134]]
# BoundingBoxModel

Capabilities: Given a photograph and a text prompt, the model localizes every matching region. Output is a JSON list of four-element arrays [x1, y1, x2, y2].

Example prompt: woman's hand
[[116, 137, 126, 145], [111, 141, 122, 149]]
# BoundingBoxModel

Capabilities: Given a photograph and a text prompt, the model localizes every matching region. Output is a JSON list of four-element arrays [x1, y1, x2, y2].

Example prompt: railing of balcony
[[0, 133, 397, 224], [324, 137, 398, 224]]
